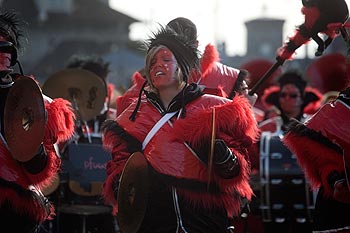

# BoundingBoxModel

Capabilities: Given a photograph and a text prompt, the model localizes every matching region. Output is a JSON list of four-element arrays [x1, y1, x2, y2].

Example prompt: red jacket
[[103, 87, 259, 217]]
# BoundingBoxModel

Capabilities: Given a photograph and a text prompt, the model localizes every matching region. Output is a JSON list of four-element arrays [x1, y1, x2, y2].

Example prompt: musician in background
[[65, 54, 116, 143], [58, 54, 118, 233], [283, 87, 350, 232], [258, 70, 322, 133], [250, 70, 322, 174], [0, 10, 75, 232], [248, 70, 323, 233]]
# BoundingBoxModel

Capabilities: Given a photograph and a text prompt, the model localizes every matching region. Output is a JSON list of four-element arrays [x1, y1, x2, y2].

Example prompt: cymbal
[[4, 76, 45, 162], [42, 68, 107, 121], [117, 152, 150, 233]]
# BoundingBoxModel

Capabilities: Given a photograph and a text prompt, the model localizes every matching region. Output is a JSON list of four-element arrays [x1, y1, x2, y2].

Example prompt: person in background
[[57, 54, 118, 233], [115, 17, 259, 118], [64, 54, 116, 143], [250, 70, 322, 174], [283, 87, 350, 232], [101, 26, 259, 233], [0, 10, 75, 232], [258, 70, 322, 133], [247, 70, 323, 233]]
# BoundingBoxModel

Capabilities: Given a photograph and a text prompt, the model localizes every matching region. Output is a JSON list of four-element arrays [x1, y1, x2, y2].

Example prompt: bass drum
[[259, 131, 315, 231]]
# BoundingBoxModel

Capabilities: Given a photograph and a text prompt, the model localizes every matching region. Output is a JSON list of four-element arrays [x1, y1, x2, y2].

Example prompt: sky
[[108, 0, 329, 57]]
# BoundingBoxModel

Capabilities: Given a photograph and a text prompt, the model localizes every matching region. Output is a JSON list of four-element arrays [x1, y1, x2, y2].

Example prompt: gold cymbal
[[42, 68, 107, 121], [4, 76, 45, 162], [118, 152, 150, 233]]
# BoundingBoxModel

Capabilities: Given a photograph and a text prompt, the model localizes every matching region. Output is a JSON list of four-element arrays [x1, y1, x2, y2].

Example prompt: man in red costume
[[0, 10, 75, 232], [115, 17, 258, 117], [283, 87, 350, 232], [101, 26, 259, 232]]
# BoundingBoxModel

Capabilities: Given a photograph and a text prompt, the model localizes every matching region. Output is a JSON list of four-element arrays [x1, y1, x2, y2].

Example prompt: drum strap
[[142, 111, 178, 150]]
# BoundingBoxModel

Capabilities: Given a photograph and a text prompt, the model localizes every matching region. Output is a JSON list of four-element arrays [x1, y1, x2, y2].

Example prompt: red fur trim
[[101, 130, 129, 215], [107, 83, 115, 100], [171, 96, 257, 211], [277, 31, 310, 60], [102, 164, 121, 215], [304, 86, 323, 114], [177, 188, 245, 218], [23, 144, 61, 188], [283, 132, 343, 197], [44, 98, 75, 143], [261, 86, 280, 109], [201, 44, 220, 77], [212, 150, 252, 194], [0, 188, 51, 222], [172, 96, 259, 150]]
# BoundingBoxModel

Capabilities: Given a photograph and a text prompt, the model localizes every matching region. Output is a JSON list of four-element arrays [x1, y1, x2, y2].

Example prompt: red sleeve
[[102, 129, 131, 214]]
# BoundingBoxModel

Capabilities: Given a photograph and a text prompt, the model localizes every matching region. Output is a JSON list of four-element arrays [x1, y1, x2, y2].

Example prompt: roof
[[1, 0, 139, 29]]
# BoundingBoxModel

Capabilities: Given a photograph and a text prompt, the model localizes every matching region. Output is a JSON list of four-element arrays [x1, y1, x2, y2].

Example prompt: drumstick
[[248, 59, 284, 96], [207, 107, 216, 190]]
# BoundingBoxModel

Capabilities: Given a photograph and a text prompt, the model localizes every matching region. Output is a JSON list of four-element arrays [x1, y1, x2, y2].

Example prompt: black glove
[[101, 119, 119, 133], [213, 139, 240, 179], [338, 87, 350, 106], [333, 179, 350, 203], [327, 170, 350, 203]]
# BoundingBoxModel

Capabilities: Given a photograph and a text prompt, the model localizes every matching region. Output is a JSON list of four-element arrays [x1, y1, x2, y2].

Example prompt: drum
[[259, 131, 315, 225], [57, 141, 117, 233], [61, 141, 111, 204]]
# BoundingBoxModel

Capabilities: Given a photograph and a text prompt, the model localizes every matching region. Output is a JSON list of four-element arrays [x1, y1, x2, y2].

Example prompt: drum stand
[[58, 204, 112, 233]]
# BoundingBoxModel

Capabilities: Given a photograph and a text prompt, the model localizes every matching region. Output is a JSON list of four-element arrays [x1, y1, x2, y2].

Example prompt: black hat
[[278, 70, 307, 96], [166, 17, 197, 43], [262, 70, 322, 112], [145, 26, 200, 83], [0, 11, 22, 47], [66, 55, 110, 81]]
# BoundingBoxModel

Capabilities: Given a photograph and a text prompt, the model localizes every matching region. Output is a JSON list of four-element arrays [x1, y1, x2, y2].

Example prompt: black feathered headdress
[[129, 26, 200, 121], [262, 70, 323, 115], [0, 11, 22, 47], [144, 26, 200, 82], [0, 11, 23, 67]]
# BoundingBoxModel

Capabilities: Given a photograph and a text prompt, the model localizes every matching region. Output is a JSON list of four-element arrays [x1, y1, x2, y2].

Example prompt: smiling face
[[146, 46, 181, 91]]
